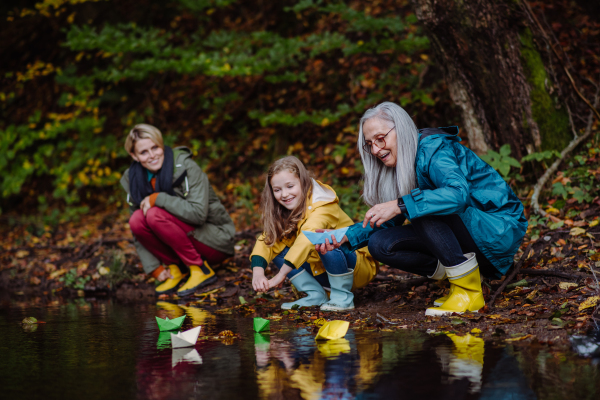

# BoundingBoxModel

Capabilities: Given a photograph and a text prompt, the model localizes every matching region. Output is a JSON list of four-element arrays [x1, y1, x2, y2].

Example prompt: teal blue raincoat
[[346, 126, 527, 277]]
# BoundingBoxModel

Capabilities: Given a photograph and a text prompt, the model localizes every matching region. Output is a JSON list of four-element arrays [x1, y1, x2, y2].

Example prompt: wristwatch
[[397, 197, 407, 214]]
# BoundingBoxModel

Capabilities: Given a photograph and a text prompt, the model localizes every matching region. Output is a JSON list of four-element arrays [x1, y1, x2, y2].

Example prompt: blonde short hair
[[124, 124, 164, 154]]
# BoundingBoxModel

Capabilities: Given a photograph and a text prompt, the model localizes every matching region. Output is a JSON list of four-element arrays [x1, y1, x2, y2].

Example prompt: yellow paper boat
[[315, 320, 349, 340]]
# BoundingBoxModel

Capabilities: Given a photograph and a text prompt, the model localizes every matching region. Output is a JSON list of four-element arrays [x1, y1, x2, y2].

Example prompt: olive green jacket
[[120, 146, 235, 274]]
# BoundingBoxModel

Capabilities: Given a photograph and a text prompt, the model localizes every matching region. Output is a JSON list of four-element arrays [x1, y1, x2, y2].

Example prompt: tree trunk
[[411, 0, 572, 157]]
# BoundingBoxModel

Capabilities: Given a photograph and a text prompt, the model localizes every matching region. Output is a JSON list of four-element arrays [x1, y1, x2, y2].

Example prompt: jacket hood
[[419, 126, 461, 143], [309, 179, 338, 209]]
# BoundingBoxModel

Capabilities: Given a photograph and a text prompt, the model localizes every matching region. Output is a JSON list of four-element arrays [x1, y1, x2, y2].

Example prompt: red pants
[[129, 207, 228, 267]]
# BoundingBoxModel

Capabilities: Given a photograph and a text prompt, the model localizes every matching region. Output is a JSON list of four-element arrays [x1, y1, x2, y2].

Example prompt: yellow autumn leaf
[[590, 220, 599, 228], [321, 118, 330, 127], [546, 207, 560, 215], [98, 266, 110, 275], [559, 282, 578, 290], [578, 296, 600, 312], [570, 227, 586, 236], [15, 250, 29, 258], [470, 328, 482, 334], [49, 269, 67, 280]]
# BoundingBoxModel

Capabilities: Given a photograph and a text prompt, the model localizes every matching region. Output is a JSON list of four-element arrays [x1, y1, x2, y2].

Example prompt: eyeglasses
[[362, 126, 395, 153]]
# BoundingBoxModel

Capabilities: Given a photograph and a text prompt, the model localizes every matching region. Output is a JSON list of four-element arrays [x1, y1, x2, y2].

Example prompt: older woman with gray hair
[[317, 102, 527, 316]]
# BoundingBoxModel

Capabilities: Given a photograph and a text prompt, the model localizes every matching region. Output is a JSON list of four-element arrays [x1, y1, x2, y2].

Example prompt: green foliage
[[479, 144, 521, 178], [1, 0, 437, 227], [521, 150, 560, 163], [59, 268, 92, 289]]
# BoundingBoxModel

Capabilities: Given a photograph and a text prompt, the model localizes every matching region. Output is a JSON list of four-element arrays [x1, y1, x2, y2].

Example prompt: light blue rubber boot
[[320, 269, 354, 311], [281, 269, 328, 310]]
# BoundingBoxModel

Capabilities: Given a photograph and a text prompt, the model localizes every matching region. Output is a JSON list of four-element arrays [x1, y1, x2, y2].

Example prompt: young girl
[[121, 124, 236, 296], [250, 156, 377, 311]]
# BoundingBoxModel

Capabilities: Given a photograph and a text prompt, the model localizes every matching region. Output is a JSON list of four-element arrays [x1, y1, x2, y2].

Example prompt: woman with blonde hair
[[121, 124, 235, 296], [317, 102, 527, 316], [250, 156, 377, 311]]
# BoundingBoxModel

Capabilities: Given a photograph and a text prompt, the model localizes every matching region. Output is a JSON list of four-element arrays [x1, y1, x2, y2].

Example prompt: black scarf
[[129, 146, 175, 206]]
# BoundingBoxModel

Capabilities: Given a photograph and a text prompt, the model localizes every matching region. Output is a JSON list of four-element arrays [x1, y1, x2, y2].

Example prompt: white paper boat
[[172, 348, 203, 367], [170, 326, 201, 348]]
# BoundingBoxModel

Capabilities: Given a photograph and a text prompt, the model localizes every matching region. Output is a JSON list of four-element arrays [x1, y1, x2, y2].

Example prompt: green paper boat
[[156, 315, 186, 331], [253, 317, 270, 333]]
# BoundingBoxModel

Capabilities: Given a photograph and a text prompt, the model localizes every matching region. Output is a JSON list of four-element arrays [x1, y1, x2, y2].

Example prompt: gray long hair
[[358, 102, 419, 206]]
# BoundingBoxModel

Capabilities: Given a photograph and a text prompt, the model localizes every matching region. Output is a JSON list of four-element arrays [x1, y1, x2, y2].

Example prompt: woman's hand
[[252, 267, 270, 292], [268, 264, 292, 290], [156, 269, 174, 282], [314, 229, 348, 255], [363, 199, 402, 228], [141, 196, 152, 216]]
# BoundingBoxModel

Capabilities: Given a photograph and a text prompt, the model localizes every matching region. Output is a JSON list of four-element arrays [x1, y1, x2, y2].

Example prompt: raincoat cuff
[[283, 259, 297, 269], [251, 256, 268, 270], [401, 190, 422, 219]]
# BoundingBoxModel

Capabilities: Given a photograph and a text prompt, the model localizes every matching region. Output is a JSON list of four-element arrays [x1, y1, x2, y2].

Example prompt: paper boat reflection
[[171, 326, 202, 348], [172, 348, 203, 368]]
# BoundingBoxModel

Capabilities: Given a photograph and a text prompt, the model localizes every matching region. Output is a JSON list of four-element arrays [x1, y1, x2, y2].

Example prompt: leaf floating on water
[[218, 330, 235, 337], [505, 334, 535, 342], [22, 317, 38, 324], [578, 296, 600, 312]]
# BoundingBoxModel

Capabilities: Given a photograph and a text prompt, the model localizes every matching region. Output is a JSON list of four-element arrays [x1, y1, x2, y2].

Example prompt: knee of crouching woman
[[129, 209, 146, 235]]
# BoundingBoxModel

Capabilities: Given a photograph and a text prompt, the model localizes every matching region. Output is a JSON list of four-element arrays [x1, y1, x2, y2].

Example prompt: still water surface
[[0, 298, 598, 400]]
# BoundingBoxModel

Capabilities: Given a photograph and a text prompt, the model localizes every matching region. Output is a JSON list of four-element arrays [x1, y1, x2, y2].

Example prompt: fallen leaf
[[589, 220, 599, 228], [471, 328, 482, 334], [30, 277, 41, 285], [570, 227, 586, 237], [15, 250, 29, 258], [578, 296, 600, 312], [49, 269, 67, 279], [98, 266, 110, 275], [506, 334, 534, 342], [559, 282, 578, 290]]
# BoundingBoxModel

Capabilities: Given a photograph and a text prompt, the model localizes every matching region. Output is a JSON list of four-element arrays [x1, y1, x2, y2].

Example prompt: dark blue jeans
[[368, 214, 496, 278], [272, 247, 357, 288]]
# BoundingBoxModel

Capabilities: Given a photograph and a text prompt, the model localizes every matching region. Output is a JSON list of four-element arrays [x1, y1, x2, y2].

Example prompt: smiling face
[[130, 138, 165, 172], [270, 169, 303, 211], [362, 117, 397, 168]]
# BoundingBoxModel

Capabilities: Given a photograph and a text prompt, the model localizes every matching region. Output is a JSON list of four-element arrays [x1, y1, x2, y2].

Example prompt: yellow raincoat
[[251, 179, 377, 290]]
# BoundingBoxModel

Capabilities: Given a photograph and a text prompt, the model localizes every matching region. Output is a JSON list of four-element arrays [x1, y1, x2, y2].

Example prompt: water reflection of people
[[254, 328, 382, 400], [436, 333, 485, 393]]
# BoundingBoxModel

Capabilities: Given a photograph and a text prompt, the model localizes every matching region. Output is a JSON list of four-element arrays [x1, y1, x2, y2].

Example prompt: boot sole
[[320, 305, 355, 312], [425, 307, 480, 317], [177, 276, 218, 297]]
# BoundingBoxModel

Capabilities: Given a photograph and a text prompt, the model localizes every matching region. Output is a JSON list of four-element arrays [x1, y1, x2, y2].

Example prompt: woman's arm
[[401, 143, 470, 219], [153, 159, 210, 226]]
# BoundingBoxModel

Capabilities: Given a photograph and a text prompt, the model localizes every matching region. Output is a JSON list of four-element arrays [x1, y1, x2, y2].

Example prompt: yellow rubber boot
[[177, 262, 217, 297], [155, 264, 188, 295], [425, 253, 484, 316]]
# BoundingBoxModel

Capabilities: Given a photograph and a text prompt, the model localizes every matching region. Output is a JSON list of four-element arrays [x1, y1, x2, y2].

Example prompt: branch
[[531, 86, 599, 217], [489, 242, 535, 307], [520, 268, 586, 280]]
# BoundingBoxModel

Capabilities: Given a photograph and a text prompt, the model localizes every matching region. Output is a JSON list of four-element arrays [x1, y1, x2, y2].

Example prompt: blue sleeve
[[402, 143, 469, 219], [344, 214, 406, 252]]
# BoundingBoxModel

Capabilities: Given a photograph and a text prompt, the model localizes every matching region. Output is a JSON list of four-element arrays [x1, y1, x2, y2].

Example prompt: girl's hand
[[314, 229, 348, 255], [253, 267, 270, 292], [362, 199, 402, 228], [141, 196, 152, 216], [267, 264, 292, 290], [156, 269, 174, 282]]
